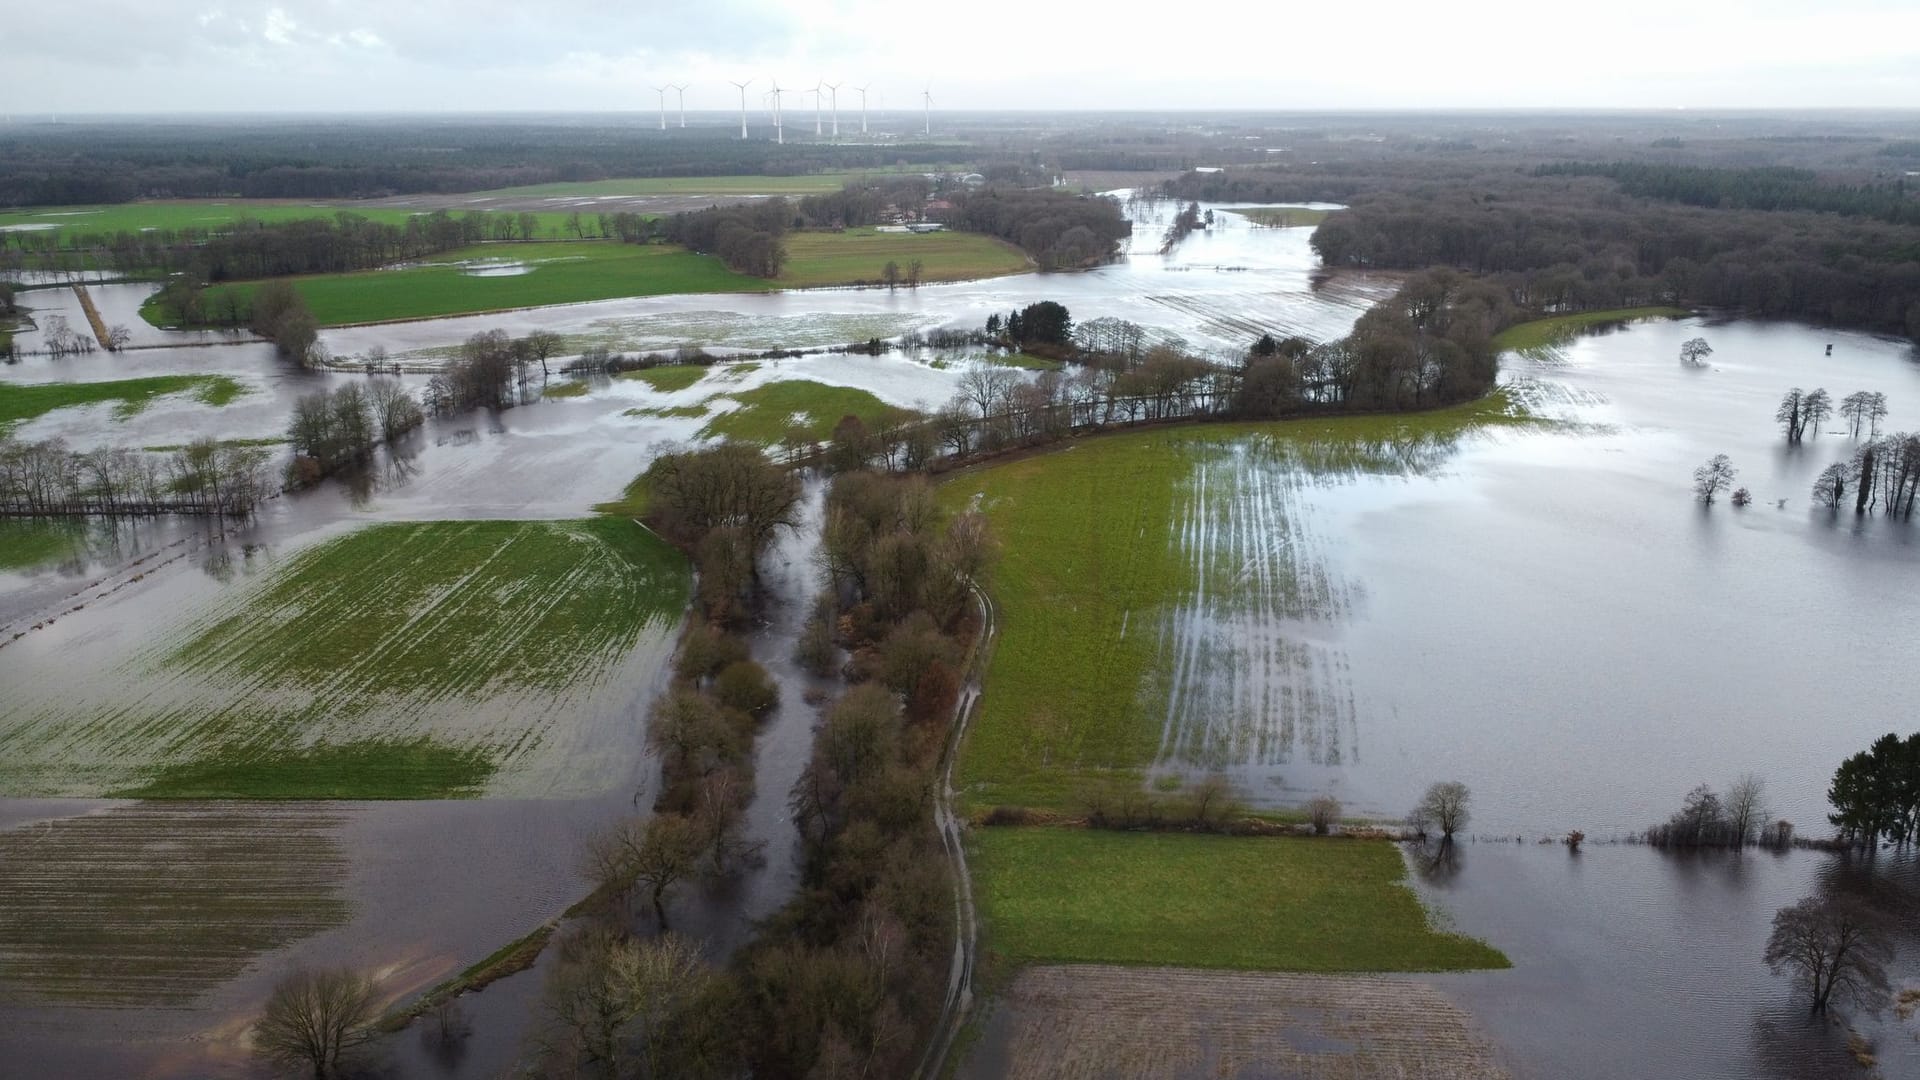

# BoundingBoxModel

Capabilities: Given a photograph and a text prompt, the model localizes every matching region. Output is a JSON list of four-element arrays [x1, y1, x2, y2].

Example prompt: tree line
[[1534, 162, 1920, 227], [0, 122, 962, 207], [0, 436, 273, 517]]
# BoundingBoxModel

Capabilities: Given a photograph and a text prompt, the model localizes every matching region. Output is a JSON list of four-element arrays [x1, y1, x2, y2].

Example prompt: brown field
[[959, 964, 1512, 1080], [0, 803, 348, 1007]]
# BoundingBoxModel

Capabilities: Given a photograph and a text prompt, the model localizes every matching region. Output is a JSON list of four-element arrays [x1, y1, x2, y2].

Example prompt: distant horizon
[[7, 105, 1920, 121]]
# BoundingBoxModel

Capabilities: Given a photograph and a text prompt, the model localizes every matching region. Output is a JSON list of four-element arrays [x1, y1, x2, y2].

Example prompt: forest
[[1167, 145, 1920, 343], [939, 187, 1130, 270]]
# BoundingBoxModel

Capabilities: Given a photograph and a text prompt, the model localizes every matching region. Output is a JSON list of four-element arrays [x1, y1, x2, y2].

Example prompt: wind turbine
[[810, 82, 824, 136], [767, 80, 785, 144], [730, 79, 753, 139], [652, 85, 669, 131], [854, 85, 870, 136], [823, 82, 841, 139], [672, 84, 689, 128], [922, 85, 933, 137]]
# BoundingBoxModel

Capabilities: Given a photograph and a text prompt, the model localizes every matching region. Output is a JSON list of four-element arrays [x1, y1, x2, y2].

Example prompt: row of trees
[[1812, 433, 1920, 518], [0, 436, 273, 517], [1643, 776, 1784, 848], [420, 329, 561, 414]]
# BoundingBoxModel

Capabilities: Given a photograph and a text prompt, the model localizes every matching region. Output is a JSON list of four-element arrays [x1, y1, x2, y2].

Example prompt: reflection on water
[[1412, 843, 1920, 1080]]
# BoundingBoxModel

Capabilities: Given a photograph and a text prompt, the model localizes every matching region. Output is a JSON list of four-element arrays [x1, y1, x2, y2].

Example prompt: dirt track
[[960, 964, 1513, 1080]]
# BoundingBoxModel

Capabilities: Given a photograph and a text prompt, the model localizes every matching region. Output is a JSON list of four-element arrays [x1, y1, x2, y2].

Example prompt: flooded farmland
[[6, 195, 1920, 1078]]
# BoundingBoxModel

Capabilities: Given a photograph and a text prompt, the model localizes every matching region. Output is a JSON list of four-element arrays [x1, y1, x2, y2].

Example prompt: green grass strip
[[971, 828, 1507, 972], [0, 375, 247, 433]]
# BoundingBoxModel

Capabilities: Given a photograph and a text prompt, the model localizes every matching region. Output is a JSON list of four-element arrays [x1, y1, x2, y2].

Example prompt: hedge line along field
[[0, 518, 688, 799], [147, 229, 1032, 328], [0, 374, 248, 433], [959, 964, 1513, 1080], [939, 398, 1531, 809], [970, 829, 1506, 972]]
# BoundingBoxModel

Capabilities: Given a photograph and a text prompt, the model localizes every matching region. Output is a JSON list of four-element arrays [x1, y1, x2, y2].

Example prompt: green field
[[0, 519, 689, 798], [144, 228, 1030, 328], [0, 201, 585, 247], [621, 364, 712, 392], [971, 829, 1507, 971], [779, 228, 1030, 287], [0, 519, 87, 572], [1491, 307, 1690, 360], [941, 399, 1529, 809], [156, 242, 766, 327], [1226, 206, 1333, 229], [0, 375, 248, 433], [696, 379, 902, 444]]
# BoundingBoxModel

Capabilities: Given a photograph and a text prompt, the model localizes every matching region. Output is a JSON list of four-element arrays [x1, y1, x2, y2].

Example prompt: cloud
[[2, 0, 1916, 112]]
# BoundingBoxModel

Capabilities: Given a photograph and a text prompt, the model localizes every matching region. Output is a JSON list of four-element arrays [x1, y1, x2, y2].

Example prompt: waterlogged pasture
[[945, 397, 1530, 808], [0, 518, 687, 798], [0, 374, 247, 433]]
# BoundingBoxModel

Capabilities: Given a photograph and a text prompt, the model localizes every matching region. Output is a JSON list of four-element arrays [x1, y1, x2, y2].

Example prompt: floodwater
[[9, 197, 1918, 1077], [1170, 317, 1920, 838], [1411, 843, 1920, 1080]]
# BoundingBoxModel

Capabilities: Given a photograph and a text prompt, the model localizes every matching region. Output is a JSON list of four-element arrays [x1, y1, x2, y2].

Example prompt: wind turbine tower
[[811, 82, 824, 136], [855, 85, 870, 136], [652, 85, 669, 131], [922, 86, 933, 137], [768, 81, 785, 145], [672, 84, 689, 128], [730, 79, 753, 139], [823, 82, 841, 138]]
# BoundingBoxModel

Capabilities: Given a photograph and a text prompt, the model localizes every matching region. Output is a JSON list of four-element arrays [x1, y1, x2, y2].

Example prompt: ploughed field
[[960, 964, 1513, 1080], [941, 396, 1532, 809], [0, 518, 687, 798]]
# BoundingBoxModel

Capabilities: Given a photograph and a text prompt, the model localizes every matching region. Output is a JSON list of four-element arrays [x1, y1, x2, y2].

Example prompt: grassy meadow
[[941, 398, 1530, 809], [970, 828, 1507, 971], [1226, 206, 1333, 228], [0, 201, 582, 246], [144, 228, 1029, 327], [1490, 306, 1690, 360], [779, 228, 1030, 287], [0, 518, 689, 798], [697, 379, 903, 443], [0, 374, 248, 433]]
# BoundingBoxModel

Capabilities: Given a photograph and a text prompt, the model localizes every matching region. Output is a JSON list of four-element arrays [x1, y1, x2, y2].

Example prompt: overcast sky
[[8, 0, 1920, 115]]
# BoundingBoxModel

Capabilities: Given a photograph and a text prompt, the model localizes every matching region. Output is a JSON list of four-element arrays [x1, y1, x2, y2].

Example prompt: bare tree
[[1803, 388, 1833, 438], [1679, 337, 1713, 366], [1841, 391, 1876, 438], [1763, 895, 1892, 1015], [1307, 795, 1342, 836], [1726, 774, 1768, 847], [630, 815, 705, 932], [1812, 462, 1851, 508], [253, 968, 380, 1079], [1776, 388, 1809, 442], [1412, 781, 1471, 841], [1694, 454, 1736, 504], [1187, 773, 1237, 829], [882, 260, 901, 291], [535, 928, 714, 1079]]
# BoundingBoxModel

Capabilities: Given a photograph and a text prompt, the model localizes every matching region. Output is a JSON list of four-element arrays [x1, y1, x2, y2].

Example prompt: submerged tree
[[1812, 461, 1852, 508], [1693, 453, 1736, 504], [1680, 337, 1713, 366], [1827, 731, 1920, 847], [1839, 391, 1889, 439], [1763, 895, 1892, 1015], [1411, 781, 1471, 841], [253, 968, 380, 1079]]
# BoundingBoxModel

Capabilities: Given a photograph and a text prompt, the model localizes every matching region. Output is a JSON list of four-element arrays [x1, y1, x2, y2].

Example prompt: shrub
[[1307, 795, 1342, 836], [713, 660, 779, 718]]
